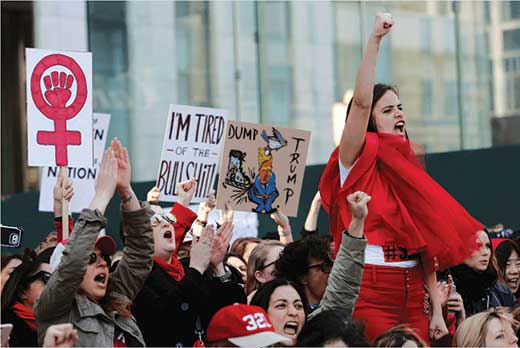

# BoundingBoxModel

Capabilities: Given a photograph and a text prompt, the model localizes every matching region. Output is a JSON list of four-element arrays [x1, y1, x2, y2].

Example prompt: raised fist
[[372, 12, 394, 39], [346, 191, 371, 220], [44, 71, 74, 109]]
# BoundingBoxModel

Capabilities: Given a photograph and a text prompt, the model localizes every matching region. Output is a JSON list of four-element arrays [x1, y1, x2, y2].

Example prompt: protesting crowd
[[2, 12, 520, 348]]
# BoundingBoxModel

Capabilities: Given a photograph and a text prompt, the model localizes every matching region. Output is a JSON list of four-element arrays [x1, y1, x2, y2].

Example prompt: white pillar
[[33, 1, 88, 51], [289, 1, 335, 164], [126, 2, 177, 181]]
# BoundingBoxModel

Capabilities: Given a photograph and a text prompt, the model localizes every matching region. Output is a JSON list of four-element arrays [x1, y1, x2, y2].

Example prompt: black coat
[[1, 308, 38, 347], [132, 261, 246, 347], [451, 264, 517, 317]]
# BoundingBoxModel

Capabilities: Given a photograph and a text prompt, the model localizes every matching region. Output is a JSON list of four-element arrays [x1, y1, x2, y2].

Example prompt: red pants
[[353, 264, 429, 343]]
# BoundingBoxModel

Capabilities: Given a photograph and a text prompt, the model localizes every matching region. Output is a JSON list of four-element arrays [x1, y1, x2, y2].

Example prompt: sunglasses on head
[[89, 252, 112, 267], [27, 270, 51, 285], [150, 212, 177, 226], [258, 259, 278, 271]]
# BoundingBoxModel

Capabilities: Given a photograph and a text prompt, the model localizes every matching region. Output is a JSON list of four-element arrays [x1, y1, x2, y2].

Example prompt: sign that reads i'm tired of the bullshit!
[[156, 104, 228, 203]]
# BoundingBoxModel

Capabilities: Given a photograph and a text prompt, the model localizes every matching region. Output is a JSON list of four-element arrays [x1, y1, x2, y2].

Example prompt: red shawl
[[319, 132, 482, 271]]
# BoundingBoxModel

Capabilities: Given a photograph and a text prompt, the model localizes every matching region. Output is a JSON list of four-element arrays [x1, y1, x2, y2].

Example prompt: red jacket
[[319, 132, 482, 271]]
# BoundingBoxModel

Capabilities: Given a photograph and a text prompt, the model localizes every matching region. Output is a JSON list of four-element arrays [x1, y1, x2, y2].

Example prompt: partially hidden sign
[[157, 104, 228, 203], [216, 121, 311, 217], [38, 113, 111, 213], [26, 48, 93, 167]]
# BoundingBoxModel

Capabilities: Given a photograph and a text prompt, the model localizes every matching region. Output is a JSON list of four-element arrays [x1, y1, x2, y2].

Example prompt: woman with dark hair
[[1, 253, 23, 295], [296, 308, 368, 347], [34, 140, 154, 347], [319, 13, 482, 343], [1, 249, 52, 347], [451, 229, 516, 317], [224, 252, 247, 284], [495, 239, 520, 299], [251, 279, 308, 346]]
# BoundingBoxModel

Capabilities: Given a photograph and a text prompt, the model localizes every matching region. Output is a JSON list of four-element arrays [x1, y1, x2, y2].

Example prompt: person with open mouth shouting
[[34, 139, 154, 347], [133, 179, 246, 347], [319, 12, 483, 344]]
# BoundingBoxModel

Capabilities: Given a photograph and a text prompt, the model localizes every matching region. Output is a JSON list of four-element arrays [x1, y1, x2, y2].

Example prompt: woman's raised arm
[[339, 13, 393, 168]]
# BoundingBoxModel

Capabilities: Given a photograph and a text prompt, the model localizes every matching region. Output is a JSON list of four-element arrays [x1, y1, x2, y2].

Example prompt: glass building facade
[[86, 1, 496, 182], [2, 1, 519, 192]]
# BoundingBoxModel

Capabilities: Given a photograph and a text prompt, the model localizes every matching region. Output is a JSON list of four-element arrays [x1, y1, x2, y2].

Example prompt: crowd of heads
[[1, 137, 519, 348]]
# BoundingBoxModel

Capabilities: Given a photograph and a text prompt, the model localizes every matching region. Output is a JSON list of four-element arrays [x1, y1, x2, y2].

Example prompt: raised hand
[[190, 224, 215, 274], [89, 148, 118, 213], [346, 191, 371, 220], [372, 12, 394, 39], [44, 71, 74, 109], [177, 178, 197, 207], [270, 209, 290, 230], [210, 221, 234, 268], [219, 202, 234, 224], [110, 138, 131, 192], [436, 281, 450, 307], [198, 189, 216, 222], [43, 323, 78, 348], [147, 186, 160, 204]]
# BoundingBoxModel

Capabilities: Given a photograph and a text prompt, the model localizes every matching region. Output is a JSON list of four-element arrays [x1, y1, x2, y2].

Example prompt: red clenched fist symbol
[[31, 54, 87, 166], [43, 71, 74, 108]]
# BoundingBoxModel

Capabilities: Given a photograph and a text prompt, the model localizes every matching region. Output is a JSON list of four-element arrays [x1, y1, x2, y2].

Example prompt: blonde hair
[[454, 308, 518, 347], [245, 240, 284, 295]]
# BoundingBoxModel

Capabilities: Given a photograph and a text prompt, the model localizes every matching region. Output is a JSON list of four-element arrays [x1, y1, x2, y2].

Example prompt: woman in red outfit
[[319, 13, 483, 343]]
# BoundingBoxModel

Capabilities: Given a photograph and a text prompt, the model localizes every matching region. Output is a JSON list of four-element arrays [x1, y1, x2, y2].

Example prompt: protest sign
[[26, 48, 93, 167], [38, 114, 110, 213], [216, 121, 311, 217], [157, 104, 228, 203]]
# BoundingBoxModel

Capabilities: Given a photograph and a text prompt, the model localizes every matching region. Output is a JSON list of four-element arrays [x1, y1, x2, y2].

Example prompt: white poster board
[[157, 104, 228, 203], [38, 114, 110, 213], [26, 48, 93, 167]]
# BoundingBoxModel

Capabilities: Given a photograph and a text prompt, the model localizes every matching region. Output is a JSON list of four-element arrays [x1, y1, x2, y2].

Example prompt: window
[[503, 29, 520, 52], [421, 79, 433, 116]]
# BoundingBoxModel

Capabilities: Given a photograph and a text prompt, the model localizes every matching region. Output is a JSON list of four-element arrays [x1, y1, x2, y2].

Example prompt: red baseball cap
[[207, 304, 291, 347]]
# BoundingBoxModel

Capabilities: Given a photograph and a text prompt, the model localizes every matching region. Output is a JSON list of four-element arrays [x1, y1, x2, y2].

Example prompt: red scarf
[[154, 256, 185, 282], [319, 132, 482, 271], [11, 302, 37, 331]]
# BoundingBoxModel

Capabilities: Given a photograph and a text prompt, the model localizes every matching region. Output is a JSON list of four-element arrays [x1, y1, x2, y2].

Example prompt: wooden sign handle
[[60, 166, 69, 240]]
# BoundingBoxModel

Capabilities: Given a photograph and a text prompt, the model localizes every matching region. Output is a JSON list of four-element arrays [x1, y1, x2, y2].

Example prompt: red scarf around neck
[[153, 256, 185, 282], [12, 302, 37, 331]]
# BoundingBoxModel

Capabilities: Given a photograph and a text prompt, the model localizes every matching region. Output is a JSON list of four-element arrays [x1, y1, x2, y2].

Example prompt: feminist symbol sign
[[26, 49, 92, 168]]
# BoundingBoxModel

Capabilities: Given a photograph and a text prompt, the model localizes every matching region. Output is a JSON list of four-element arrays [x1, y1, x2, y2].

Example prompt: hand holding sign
[[53, 170, 74, 218]]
